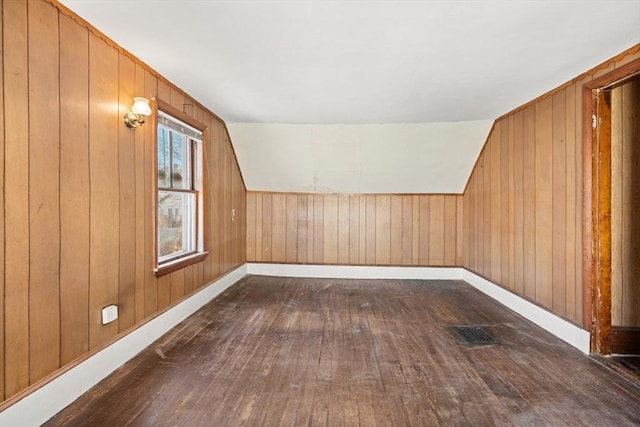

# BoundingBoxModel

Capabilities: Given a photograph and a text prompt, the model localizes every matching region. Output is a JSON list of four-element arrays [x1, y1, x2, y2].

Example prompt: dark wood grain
[[46, 276, 640, 426]]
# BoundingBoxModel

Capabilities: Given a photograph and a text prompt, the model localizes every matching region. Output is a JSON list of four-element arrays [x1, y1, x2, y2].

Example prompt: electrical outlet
[[102, 305, 118, 325]]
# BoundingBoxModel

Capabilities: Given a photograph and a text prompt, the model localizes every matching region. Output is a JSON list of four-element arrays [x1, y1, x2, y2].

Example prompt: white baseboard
[[0, 264, 248, 427], [461, 269, 590, 354], [247, 263, 463, 280], [248, 263, 590, 353]]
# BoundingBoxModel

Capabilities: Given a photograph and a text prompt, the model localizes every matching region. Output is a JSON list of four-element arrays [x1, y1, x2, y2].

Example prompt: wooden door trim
[[584, 58, 640, 353]]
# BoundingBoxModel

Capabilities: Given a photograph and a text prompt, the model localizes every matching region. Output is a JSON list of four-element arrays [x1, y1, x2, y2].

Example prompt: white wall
[[228, 121, 492, 194]]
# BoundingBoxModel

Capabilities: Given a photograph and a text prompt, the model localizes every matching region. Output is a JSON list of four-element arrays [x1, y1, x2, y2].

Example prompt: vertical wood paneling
[[247, 193, 468, 268], [1, 0, 248, 404], [202, 118, 213, 285], [338, 196, 350, 264], [28, 0, 61, 383], [375, 195, 391, 264], [59, 11, 90, 366], [456, 195, 464, 266], [418, 196, 430, 265], [297, 194, 308, 263], [467, 169, 476, 270], [513, 111, 525, 295], [246, 192, 256, 262], [349, 197, 360, 264], [475, 157, 484, 272], [523, 105, 537, 300], [401, 196, 413, 265], [565, 83, 578, 321], [500, 120, 511, 287], [88, 34, 120, 349], [170, 87, 184, 111], [464, 184, 471, 267], [444, 196, 456, 266], [307, 194, 314, 262], [390, 196, 403, 265], [534, 96, 553, 309], [133, 63, 146, 323], [286, 194, 298, 263], [218, 132, 227, 273], [411, 196, 419, 265], [313, 195, 324, 263], [552, 90, 567, 315], [208, 121, 221, 278], [143, 69, 158, 317], [157, 273, 171, 310], [255, 193, 263, 262], [460, 49, 640, 326], [183, 265, 194, 296], [271, 194, 286, 262], [507, 117, 516, 287], [365, 196, 376, 264], [428, 195, 445, 265], [157, 80, 171, 106], [3, 0, 29, 398], [220, 136, 229, 273], [490, 127, 502, 282], [323, 195, 338, 264], [359, 196, 367, 264], [483, 149, 492, 275], [170, 270, 185, 304], [118, 53, 136, 331], [262, 193, 272, 262]]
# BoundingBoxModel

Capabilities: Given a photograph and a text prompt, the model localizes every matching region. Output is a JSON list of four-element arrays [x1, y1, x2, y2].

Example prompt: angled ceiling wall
[[229, 121, 493, 194], [59, 0, 640, 194]]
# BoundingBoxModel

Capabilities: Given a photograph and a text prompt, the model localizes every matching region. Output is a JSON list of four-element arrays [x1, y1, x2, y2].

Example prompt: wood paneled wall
[[463, 45, 640, 326], [611, 78, 640, 327], [247, 192, 463, 266], [0, 0, 246, 404]]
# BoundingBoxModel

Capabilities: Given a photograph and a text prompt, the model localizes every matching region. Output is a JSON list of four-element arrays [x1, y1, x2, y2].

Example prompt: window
[[155, 104, 208, 275]]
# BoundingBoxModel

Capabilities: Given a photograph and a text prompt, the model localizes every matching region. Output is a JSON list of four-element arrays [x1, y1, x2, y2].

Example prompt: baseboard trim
[[248, 263, 590, 353], [461, 269, 590, 353], [247, 263, 463, 280], [0, 264, 248, 427]]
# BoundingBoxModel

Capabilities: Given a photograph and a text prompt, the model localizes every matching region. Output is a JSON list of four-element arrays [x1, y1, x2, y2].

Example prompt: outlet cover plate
[[102, 305, 118, 325]]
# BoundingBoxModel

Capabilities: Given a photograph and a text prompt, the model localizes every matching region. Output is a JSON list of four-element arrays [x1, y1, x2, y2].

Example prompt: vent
[[448, 326, 498, 346]]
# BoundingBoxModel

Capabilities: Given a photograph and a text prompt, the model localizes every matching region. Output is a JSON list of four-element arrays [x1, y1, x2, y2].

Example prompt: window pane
[[157, 127, 170, 188], [158, 190, 195, 261], [170, 132, 191, 189]]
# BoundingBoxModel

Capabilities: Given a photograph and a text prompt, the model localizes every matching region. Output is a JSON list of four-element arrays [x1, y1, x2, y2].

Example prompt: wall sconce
[[123, 97, 152, 129]]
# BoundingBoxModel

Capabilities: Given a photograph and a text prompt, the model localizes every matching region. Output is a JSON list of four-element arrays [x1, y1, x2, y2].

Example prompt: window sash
[[154, 100, 208, 276], [157, 190, 197, 264]]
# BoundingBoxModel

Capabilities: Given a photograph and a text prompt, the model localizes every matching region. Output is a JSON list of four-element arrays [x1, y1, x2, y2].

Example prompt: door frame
[[584, 58, 640, 354]]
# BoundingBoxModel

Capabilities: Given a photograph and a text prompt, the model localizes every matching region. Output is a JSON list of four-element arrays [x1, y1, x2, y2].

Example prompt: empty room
[[1, 0, 640, 425]]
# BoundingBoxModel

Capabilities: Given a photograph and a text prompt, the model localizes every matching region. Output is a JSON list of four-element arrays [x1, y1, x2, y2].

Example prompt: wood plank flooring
[[45, 276, 640, 426]]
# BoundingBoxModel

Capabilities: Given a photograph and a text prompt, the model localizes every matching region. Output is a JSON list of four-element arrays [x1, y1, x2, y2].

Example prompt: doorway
[[590, 59, 640, 361]]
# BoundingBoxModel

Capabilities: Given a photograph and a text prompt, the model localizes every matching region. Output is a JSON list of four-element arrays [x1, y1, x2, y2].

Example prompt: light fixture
[[123, 97, 152, 129]]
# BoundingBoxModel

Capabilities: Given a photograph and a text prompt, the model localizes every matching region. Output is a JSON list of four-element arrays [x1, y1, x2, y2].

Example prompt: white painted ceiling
[[60, 0, 640, 193]]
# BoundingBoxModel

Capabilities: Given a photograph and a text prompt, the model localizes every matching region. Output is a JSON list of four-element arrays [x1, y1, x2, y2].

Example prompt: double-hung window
[[155, 105, 207, 275]]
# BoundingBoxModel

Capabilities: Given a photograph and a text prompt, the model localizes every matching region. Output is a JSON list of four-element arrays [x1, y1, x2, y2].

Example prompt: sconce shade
[[131, 97, 152, 116], [124, 97, 152, 129]]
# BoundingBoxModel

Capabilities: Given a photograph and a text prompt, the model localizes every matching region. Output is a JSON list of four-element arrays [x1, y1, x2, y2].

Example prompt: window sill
[[155, 251, 209, 277]]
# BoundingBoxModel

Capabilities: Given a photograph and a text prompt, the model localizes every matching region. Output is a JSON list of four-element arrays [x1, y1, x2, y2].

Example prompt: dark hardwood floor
[[45, 276, 640, 426]]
